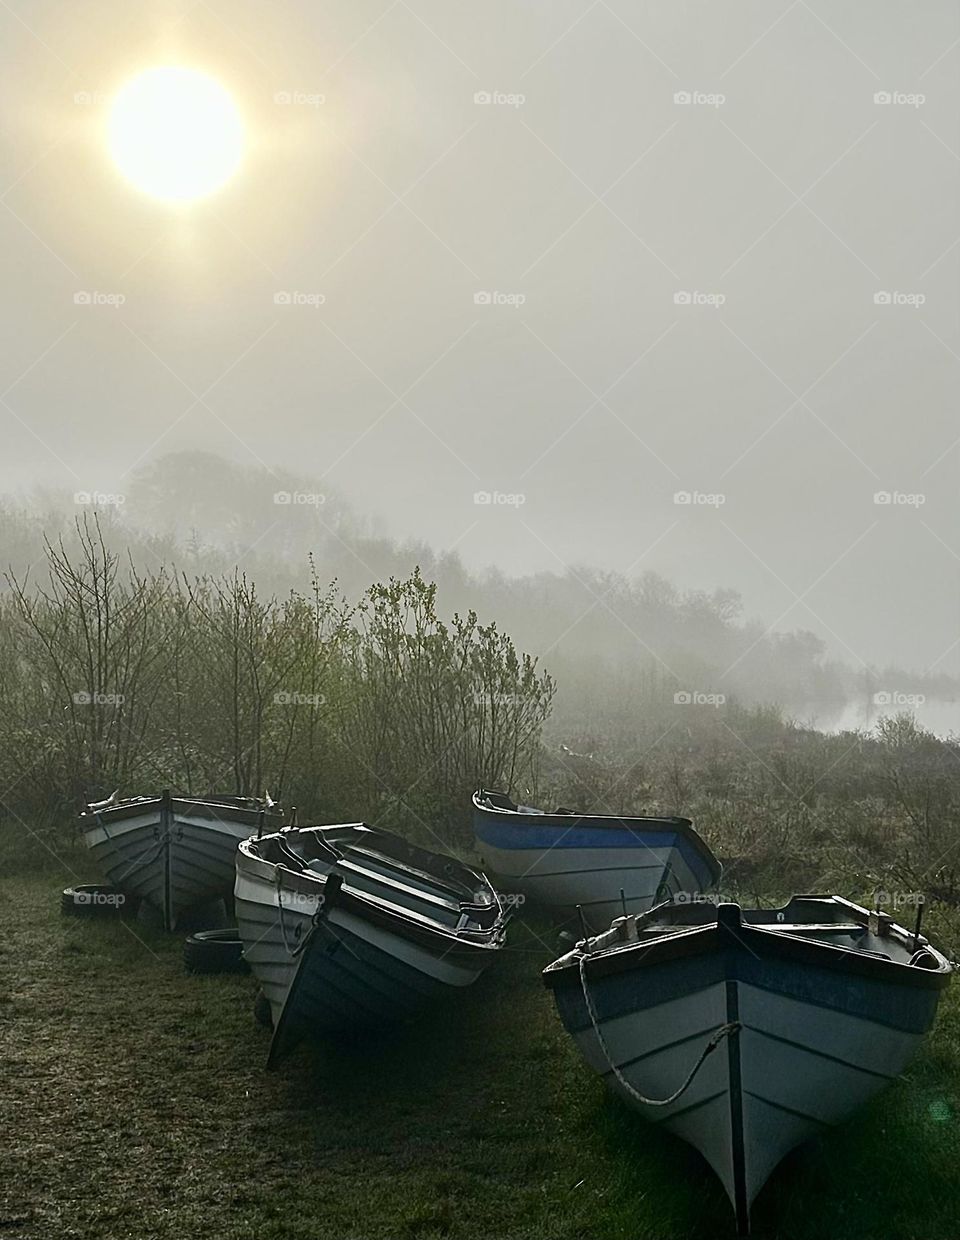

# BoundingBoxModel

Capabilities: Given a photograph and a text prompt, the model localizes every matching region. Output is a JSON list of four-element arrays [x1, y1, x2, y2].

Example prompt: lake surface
[[792, 698, 960, 738]]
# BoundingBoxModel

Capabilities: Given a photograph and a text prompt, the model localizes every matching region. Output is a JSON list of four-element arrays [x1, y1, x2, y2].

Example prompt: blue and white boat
[[472, 789, 720, 929], [544, 896, 952, 1235]]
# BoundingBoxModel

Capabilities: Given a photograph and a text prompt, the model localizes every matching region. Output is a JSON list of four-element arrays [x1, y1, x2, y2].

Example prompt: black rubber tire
[[61, 884, 139, 919], [253, 988, 273, 1029], [183, 928, 249, 975]]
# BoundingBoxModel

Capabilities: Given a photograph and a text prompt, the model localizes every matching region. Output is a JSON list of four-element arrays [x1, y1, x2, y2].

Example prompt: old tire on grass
[[253, 988, 273, 1029], [61, 884, 139, 919], [183, 928, 249, 975]]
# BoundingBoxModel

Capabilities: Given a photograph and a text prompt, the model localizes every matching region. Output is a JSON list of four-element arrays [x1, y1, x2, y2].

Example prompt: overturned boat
[[472, 789, 720, 929], [544, 895, 952, 1234], [235, 823, 508, 1064], [79, 791, 282, 931]]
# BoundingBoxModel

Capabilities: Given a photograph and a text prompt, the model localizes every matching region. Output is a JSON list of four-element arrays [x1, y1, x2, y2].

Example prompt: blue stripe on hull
[[474, 819, 684, 852], [554, 948, 941, 1036], [473, 815, 716, 889]]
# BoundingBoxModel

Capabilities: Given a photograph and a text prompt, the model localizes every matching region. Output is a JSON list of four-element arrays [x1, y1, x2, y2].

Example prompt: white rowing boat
[[79, 791, 282, 931], [544, 895, 952, 1234], [235, 822, 508, 1063]]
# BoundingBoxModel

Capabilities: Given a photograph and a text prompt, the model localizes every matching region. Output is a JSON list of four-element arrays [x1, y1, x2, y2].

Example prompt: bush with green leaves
[[0, 519, 553, 858], [326, 569, 554, 842]]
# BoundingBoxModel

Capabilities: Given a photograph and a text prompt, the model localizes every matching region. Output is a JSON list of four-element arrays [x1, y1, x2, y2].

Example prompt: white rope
[[577, 952, 740, 1107]]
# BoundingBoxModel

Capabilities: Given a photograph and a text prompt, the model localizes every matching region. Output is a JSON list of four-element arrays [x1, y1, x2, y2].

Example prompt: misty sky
[[1, 1, 958, 673]]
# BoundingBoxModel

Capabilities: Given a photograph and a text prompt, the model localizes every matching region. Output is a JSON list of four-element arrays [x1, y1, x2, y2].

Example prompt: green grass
[[2, 875, 960, 1239]]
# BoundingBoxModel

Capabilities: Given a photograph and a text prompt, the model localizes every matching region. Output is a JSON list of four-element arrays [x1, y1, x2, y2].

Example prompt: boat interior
[[477, 789, 543, 814], [190, 794, 274, 809], [475, 790, 698, 833], [580, 895, 946, 970], [83, 792, 275, 816], [252, 826, 502, 935]]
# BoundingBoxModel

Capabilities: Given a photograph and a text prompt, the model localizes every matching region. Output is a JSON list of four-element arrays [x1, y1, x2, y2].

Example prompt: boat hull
[[472, 794, 720, 928], [80, 796, 280, 931], [545, 901, 950, 1233], [236, 869, 487, 1062]]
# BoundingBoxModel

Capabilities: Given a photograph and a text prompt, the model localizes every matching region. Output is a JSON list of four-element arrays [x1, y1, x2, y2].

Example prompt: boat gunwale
[[80, 793, 283, 829], [542, 896, 952, 991], [237, 828, 508, 955]]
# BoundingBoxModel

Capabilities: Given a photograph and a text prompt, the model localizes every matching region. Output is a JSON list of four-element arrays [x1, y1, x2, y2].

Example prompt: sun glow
[[108, 66, 244, 204]]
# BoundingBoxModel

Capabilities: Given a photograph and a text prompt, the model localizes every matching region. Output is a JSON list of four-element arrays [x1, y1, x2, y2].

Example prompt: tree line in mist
[[6, 451, 958, 746]]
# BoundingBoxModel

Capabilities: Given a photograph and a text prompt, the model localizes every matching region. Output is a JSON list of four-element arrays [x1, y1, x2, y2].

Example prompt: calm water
[[793, 698, 960, 738]]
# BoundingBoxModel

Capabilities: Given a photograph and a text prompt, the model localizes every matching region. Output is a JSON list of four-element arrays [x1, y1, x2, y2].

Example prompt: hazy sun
[[108, 67, 244, 204]]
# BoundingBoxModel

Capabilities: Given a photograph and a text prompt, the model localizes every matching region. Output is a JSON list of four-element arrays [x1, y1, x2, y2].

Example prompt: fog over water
[[798, 697, 960, 738]]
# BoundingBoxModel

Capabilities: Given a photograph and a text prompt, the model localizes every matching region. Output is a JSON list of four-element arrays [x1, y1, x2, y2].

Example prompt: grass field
[[3, 870, 960, 1240]]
